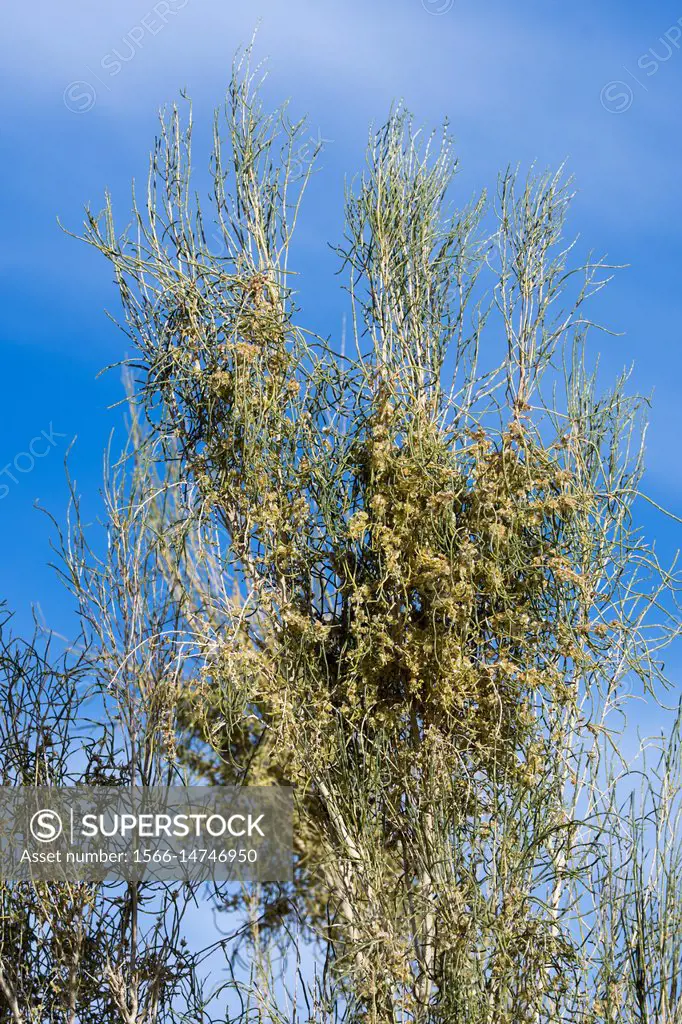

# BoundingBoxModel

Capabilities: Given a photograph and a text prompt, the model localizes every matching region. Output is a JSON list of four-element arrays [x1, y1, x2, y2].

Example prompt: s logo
[[30, 809, 63, 843]]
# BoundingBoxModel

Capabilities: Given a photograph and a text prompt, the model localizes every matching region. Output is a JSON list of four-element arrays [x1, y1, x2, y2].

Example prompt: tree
[[0, 605, 211, 1024], [2, 42, 682, 1024]]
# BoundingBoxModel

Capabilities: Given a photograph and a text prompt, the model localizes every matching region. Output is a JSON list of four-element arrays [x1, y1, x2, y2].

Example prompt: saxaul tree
[[4, 41, 682, 1024], [0, 603, 217, 1024]]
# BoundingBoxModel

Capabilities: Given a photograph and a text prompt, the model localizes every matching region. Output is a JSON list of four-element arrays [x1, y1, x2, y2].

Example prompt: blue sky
[[1, 0, 682, 703]]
